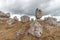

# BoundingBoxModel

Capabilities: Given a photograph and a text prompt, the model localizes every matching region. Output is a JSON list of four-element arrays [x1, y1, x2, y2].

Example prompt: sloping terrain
[[0, 20, 60, 40]]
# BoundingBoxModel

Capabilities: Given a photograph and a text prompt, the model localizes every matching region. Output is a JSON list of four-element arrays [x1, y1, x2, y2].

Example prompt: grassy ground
[[0, 20, 60, 40]]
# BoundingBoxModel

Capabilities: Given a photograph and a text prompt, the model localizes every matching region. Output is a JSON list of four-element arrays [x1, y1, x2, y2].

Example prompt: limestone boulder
[[44, 17, 57, 25], [13, 16, 18, 21], [21, 15, 30, 22], [7, 18, 15, 27], [27, 21, 43, 37], [0, 11, 10, 18]]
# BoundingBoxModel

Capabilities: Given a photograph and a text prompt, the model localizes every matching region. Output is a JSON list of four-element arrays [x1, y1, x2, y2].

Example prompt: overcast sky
[[0, 0, 60, 21]]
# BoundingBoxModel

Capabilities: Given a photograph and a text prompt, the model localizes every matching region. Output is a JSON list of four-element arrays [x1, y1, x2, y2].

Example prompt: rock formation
[[0, 11, 10, 20], [0, 11, 10, 18], [35, 8, 42, 19], [27, 21, 43, 37], [21, 15, 30, 22]]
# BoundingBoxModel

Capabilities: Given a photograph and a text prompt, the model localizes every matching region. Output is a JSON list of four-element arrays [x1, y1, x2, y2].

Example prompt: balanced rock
[[27, 21, 43, 37], [21, 15, 30, 22], [35, 8, 42, 19]]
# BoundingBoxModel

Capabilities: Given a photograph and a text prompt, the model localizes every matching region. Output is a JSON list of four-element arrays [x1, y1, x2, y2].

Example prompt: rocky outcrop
[[0, 11, 10, 18], [27, 21, 43, 37], [0, 11, 10, 20]]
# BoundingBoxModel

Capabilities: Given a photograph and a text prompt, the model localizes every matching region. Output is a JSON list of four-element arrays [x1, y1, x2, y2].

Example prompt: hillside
[[0, 8, 60, 40]]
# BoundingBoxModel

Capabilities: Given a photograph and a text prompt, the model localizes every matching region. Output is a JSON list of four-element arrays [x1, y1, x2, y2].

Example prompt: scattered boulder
[[13, 16, 18, 21], [27, 21, 43, 37], [21, 15, 30, 22], [44, 17, 57, 25], [7, 18, 15, 27]]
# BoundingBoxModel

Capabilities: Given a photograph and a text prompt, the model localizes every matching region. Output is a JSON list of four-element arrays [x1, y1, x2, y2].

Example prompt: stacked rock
[[35, 8, 42, 19]]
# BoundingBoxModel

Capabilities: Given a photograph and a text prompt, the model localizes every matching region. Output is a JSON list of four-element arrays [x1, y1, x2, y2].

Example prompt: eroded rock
[[27, 21, 43, 37]]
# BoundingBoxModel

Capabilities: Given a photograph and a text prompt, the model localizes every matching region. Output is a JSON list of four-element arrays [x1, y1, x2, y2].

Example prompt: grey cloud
[[0, 0, 60, 16]]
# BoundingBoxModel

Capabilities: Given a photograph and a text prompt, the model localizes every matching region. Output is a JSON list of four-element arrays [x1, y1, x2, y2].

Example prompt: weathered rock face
[[13, 16, 18, 21], [35, 8, 42, 19], [44, 17, 57, 25], [27, 21, 43, 37], [21, 16, 30, 22]]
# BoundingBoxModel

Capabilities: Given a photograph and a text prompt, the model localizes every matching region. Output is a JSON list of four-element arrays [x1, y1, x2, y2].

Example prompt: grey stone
[[0, 11, 10, 18], [35, 8, 42, 19], [44, 17, 57, 25], [7, 18, 14, 27], [6, 13, 10, 18], [27, 21, 43, 37], [21, 15, 30, 22], [13, 16, 18, 21]]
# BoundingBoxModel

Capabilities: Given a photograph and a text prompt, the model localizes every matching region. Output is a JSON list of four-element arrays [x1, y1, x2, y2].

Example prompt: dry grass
[[0, 20, 60, 40]]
